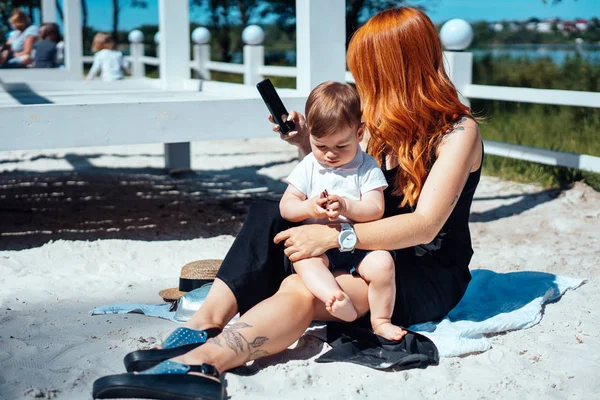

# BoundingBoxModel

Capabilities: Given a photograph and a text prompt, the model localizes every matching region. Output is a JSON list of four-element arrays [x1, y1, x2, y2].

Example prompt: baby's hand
[[325, 194, 347, 221], [308, 195, 328, 219]]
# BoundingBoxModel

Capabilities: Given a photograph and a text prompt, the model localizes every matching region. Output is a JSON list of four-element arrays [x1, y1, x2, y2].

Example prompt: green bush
[[471, 55, 599, 190]]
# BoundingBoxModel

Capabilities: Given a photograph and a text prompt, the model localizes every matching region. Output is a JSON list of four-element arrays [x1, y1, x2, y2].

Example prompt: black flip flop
[[93, 361, 225, 400], [124, 327, 221, 372]]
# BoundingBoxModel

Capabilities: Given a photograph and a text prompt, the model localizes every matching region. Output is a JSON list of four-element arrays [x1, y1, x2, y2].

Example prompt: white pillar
[[295, 0, 346, 94], [128, 30, 146, 78], [440, 19, 474, 107], [41, 0, 56, 23], [193, 44, 211, 80], [191, 27, 211, 80], [443, 51, 473, 107], [242, 25, 265, 86], [159, 0, 191, 171], [63, 0, 83, 79], [243, 45, 264, 85], [158, 0, 190, 90]]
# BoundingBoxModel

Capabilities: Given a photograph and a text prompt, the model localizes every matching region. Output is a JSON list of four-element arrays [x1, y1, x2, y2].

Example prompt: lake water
[[232, 44, 600, 66], [471, 44, 600, 65]]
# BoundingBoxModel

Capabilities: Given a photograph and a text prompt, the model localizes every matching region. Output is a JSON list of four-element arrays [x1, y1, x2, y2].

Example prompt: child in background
[[279, 81, 406, 341], [33, 23, 59, 68], [86, 32, 129, 81]]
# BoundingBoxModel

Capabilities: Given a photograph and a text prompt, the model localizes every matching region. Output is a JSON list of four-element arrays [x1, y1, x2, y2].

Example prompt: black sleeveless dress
[[382, 157, 481, 326], [216, 147, 482, 327]]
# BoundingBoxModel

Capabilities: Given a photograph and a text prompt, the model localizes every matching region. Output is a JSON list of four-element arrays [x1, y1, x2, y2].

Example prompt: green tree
[[191, 0, 262, 62], [111, 0, 147, 41]]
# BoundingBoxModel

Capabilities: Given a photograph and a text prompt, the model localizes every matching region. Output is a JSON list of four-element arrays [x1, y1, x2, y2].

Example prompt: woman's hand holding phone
[[268, 110, 310, 153]]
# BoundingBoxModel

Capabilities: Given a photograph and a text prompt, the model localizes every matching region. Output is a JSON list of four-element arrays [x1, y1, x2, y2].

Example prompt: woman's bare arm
[[14, 35, 35, 58], [354, 119, 481, 250], [275, 119, 482, 261]]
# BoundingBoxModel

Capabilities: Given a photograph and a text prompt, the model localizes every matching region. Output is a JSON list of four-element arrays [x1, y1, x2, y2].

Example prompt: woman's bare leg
[[173, 272, 370, 373], [184, 278, 239, 331]]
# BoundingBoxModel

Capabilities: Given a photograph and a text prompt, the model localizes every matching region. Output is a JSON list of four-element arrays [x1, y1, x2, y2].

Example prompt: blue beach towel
[[90, 270, 585, 357]]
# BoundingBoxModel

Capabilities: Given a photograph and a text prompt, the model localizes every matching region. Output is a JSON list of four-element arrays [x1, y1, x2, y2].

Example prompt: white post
[[295, 0, 346, 94], [128, 29, 145, 78], [158, 0, 191, 172], [191, 27, 211, 80], [41, 0, 56, 23], [443, 52, 472, 107], [63, 0, 83, 79], [158, 0, 190, 90], [242, 25, 265, 85], [440, 19, 474, 107], [154, 31, 160, 69]]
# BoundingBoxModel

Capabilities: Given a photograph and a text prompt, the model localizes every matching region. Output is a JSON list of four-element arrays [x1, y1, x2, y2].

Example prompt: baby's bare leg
[[357, 251, 406, 341], [293, 255, 357, 322]]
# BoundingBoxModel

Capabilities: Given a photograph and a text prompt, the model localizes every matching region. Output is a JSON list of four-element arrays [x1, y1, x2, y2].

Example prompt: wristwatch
[[338, 223, 357, 252]]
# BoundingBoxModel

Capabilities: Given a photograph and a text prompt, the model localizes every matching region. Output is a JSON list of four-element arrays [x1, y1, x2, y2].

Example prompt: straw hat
[[158, 260, 222, 302]]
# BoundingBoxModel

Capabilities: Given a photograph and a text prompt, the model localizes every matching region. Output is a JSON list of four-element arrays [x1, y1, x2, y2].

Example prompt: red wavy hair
[[347, 7, 472, 207]]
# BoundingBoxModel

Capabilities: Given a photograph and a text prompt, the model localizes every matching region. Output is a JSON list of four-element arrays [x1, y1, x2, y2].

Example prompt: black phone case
[[256, 79, 295, 134]]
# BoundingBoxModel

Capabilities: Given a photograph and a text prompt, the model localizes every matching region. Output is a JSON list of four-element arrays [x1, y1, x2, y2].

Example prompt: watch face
[[341, 232, 357, 248]]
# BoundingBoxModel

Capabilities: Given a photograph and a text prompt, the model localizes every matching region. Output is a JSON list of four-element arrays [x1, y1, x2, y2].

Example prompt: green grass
[[471, 55, 600, 190]]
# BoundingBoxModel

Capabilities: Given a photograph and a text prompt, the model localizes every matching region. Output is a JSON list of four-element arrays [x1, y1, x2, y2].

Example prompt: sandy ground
[[0, 137, 598, 400]]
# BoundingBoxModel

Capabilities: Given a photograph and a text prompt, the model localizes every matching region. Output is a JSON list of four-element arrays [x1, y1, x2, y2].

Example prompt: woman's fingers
[[273, 229, 291, 244], [284, 246, 298, 258]]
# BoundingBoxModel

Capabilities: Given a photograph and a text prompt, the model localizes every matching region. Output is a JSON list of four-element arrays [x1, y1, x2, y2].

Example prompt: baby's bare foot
[[373, 321, 406, 341], [327, 291, 357, 322]]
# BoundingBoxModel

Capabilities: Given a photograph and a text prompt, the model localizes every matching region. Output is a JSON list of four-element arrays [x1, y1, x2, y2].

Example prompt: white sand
[[0, 138, 598, 399]]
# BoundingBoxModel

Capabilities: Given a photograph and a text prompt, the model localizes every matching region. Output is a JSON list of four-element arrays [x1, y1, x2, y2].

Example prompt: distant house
[[508, 22, 520, 32], [493, 23, 504, 32], [536, 22, 552, 33], [558, 21, 578, 33], [525, 22, 537, 31], [575, 19, 589, 31]]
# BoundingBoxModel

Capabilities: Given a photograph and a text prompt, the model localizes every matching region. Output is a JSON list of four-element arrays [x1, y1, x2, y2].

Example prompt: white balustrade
[[191, 27, 211, 80], [242, 25, 265, 85], [5, 12, 600, 173], [127, 30, 146, 78]]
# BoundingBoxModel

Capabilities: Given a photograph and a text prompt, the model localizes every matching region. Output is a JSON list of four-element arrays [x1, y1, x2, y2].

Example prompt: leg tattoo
[[207, 322, 270, 363]]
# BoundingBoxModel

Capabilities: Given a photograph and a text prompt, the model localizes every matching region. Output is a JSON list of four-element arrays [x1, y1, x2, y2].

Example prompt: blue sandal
[[123, 327, 221, 372], [94, 360, 224, 400]]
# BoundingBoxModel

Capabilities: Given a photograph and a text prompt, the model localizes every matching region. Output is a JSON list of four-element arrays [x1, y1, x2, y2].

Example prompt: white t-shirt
[[87, 49, 126, 82], [286, 148, 388, 224], [9, 25, 39, 52]]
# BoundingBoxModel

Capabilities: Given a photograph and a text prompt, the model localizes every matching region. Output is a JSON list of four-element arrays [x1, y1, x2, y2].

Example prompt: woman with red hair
[[94, 7, 482, 399]]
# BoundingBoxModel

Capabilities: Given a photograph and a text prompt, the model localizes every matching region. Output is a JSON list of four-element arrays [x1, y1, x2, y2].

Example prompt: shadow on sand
[[470, 187, 562, 223], [0, 153, 292, 251]]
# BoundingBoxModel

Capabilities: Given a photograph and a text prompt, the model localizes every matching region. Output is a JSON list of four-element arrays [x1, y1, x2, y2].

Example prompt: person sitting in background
[[0, 9, 39, 68], [86, 32, 129, 81], [33, 23, 60, 69]]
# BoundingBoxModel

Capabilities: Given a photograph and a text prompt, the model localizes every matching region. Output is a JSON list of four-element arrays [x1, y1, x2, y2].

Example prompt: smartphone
[[256, 78, 296, 135]]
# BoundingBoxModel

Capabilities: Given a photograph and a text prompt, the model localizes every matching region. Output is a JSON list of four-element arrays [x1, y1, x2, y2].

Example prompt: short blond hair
[[92, 32, 115, 52], [9, 9, 30, 31]]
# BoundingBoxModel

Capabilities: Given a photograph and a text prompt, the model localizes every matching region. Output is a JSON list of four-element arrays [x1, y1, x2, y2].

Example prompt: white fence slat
[[205, 61, 245, 74], [0, 96, 308, 151], [140, 56, 160, 66], [484, 140, 600, 173], [258, 66, 297, 78], [465, 84, 600, 108]]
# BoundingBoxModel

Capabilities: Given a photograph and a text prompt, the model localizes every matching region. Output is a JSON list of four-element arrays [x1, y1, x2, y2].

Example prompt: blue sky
[[83, 0, 599, 31]]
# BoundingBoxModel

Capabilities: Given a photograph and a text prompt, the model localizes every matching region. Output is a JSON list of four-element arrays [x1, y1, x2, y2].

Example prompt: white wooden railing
[[101, 24, 600, 174]]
